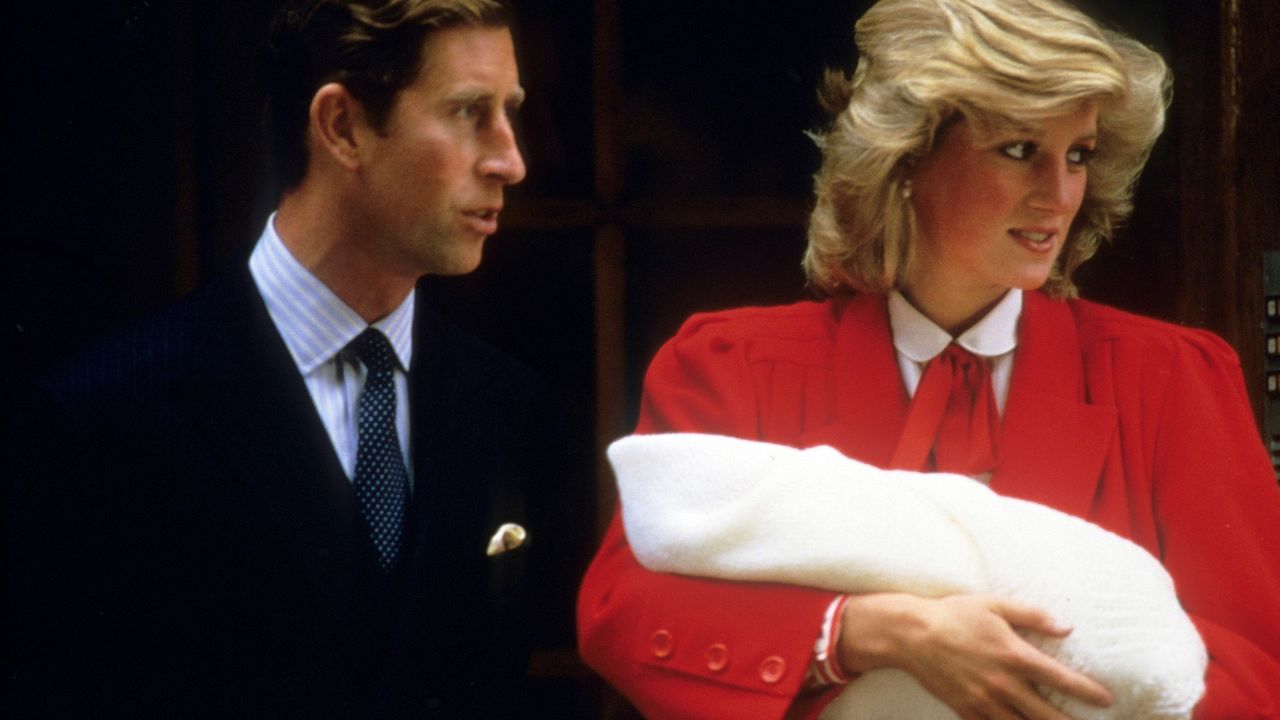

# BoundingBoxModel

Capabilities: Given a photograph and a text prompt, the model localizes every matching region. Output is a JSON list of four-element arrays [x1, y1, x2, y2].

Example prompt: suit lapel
[[800, 294, 910, 467], [401, 307, 501, 582], [172, 268, 387, 594], [402, 305, 478, 599], [404, 306, 447, 582], [395, 304, 521, 667], [990, 292, 1116, 518]]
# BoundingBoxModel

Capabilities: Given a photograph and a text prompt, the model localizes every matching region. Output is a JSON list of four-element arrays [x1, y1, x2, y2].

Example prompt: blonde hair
[[804, 0, 1170, 298]]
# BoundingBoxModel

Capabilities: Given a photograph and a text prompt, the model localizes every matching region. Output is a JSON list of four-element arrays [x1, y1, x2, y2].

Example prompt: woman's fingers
[[940, 670, 1069, 720], [989, 598, 1115, 709], [1013, 642, 1114, 709], [838, 593, 1115, 718], [990, 597, 1072, 637], [999, 675, 1075, 720]]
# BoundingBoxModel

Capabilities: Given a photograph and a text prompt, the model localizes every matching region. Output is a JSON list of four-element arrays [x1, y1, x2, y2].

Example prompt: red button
[[649, 629, 674, 659], [705, 643, 729, 672], [758, 655, 786, 684]]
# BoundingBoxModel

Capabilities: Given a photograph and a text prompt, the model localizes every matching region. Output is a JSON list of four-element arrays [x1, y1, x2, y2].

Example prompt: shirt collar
[[888, 289, 1021, 363], [248, 213, 415, 374]]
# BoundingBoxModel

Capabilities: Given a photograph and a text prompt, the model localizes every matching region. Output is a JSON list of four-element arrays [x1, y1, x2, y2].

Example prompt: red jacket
[[578, 292, 1280, 719]]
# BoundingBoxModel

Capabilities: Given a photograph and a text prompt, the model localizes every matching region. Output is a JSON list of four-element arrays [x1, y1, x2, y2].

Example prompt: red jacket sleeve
[[577, 312, 839, 720], [1147, 331, 1280, 718]]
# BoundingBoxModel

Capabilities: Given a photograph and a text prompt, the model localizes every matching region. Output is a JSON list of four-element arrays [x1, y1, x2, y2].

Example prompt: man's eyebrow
[[442, 86, 526, 107], [442, 88, 491, 105]]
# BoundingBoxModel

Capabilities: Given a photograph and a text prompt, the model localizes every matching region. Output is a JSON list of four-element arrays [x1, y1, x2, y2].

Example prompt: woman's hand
[[836, 593, 1114, 720]]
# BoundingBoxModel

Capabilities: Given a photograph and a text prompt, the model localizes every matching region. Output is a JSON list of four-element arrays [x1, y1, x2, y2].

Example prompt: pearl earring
[[902, 179, 913, 200]]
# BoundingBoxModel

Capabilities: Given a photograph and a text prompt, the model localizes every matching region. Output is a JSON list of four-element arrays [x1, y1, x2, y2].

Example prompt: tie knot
[[890, 341, 1001, 475], [934, 344, 988, 384], [937, 343, 981, 368], [349, 328, 397, 376]]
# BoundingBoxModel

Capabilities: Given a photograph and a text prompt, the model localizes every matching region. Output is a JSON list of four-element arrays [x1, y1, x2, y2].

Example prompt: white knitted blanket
[[609, 433, 1206, 720]]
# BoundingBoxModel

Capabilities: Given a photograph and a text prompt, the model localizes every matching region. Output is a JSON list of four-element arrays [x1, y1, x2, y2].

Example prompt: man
[[8, 1, 552, 717]]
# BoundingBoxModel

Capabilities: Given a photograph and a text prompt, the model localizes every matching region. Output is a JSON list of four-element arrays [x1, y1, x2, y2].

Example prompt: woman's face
[[904, 102, 1098, 322]]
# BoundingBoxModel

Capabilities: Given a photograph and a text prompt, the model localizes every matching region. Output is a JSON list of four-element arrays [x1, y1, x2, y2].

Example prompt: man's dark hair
[[265, 0, 510, 191]]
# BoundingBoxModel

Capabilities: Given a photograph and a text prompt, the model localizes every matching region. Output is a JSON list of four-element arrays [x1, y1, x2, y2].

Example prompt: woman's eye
[[1067, 146, 1095, 165], [1000, 141, 1035, 160]]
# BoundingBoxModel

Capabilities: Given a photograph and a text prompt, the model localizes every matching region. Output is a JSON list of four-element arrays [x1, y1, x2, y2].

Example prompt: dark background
[[7, 1, 1279, 716]]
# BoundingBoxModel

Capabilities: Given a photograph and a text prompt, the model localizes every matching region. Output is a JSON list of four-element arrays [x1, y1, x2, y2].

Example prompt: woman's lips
[[1009, 228, 1056, 252]]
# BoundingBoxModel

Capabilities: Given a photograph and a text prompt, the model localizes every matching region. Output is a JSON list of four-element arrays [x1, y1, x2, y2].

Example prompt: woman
[[577, 0, 1280, 719]]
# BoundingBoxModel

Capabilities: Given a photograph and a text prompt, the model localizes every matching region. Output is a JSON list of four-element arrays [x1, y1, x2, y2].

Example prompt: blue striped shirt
[[248, 214, 415, 485]]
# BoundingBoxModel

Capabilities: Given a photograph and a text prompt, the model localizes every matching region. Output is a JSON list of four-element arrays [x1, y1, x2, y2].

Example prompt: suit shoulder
[[675, 300, 839, 341], [426, 314, 547, 398], [34, 268, 261, 418], [38, 290, 209, 409], [667, 300, 840, 366], [1068, 298, 1240, 367]]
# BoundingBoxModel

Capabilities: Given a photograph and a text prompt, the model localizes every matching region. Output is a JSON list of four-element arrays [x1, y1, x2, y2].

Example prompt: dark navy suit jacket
[[8, 264, 557, 719]]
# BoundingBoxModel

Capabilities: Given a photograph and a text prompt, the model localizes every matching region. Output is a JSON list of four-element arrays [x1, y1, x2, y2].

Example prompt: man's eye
[[456, 102, 492, 122], [1000, 141, 1035, 160]]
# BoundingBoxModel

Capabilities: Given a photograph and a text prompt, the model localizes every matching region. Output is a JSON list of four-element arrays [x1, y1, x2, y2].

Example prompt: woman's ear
[[896, 156, 919, 196]]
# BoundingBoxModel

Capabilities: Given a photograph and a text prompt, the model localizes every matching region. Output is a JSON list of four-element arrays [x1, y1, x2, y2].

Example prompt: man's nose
[[480, 116, 526, 185]]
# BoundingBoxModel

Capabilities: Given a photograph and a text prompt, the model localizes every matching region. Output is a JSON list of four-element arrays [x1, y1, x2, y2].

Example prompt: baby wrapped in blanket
[[609, 433, 1206, 720]]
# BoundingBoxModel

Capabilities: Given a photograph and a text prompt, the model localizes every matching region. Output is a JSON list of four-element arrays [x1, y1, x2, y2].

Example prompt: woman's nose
[[1028, 159, 1081, 214]]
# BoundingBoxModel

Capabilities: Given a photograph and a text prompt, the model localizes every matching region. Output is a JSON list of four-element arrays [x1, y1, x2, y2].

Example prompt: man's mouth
[[462, 207, 502, 234]]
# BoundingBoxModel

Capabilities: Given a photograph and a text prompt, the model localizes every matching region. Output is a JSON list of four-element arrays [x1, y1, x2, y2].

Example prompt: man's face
[[357, 26, 525, 278]]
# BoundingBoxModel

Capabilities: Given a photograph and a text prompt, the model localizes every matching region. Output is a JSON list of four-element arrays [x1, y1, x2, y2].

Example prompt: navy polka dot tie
[[349, 328, 409, 572]]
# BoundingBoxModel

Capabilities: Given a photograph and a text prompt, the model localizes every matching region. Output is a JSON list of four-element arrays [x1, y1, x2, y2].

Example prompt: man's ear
[[308, 82, 367, 172]]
